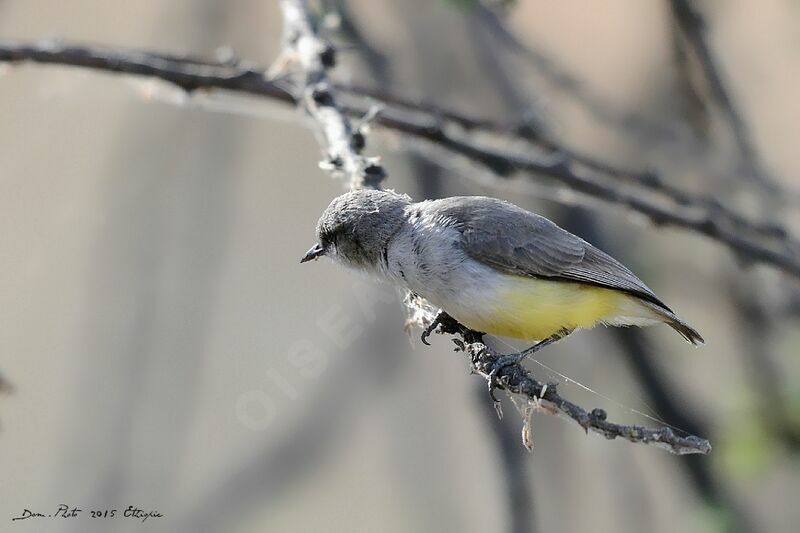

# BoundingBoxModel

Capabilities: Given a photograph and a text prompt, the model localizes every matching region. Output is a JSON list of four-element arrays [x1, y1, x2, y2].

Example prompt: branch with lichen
[[277, 0, 386, 190], [1, 39, 798, 279], [275, 0, 710, 455], [0, 2, 714, 455]]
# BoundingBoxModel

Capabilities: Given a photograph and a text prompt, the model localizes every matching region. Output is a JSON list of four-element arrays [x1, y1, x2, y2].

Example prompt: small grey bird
[[302, 189, 703, 348]]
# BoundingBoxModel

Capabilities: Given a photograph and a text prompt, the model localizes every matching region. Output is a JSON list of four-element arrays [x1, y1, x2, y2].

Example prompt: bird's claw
[[420, 311, 458, 345], [485, 351, 530, 402], [420, 319, 439, 346], [486, 356, 513, 403], [487, 377, 501, 403]]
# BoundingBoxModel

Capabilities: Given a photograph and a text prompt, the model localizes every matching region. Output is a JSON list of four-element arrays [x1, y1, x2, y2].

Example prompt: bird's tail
[[639, 300, 705, 346], [605, 295, 705, 345]]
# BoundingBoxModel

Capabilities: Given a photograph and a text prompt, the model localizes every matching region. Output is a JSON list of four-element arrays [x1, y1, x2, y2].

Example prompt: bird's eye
[[320, 228, 337, 247]]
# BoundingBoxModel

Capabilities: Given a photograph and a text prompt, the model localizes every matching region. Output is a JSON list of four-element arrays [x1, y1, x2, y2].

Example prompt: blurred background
[[1, 1, 799, 532]]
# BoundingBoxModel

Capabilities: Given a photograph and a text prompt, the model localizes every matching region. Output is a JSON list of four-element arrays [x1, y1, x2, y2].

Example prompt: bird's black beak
[[300, 243, 325, 263]]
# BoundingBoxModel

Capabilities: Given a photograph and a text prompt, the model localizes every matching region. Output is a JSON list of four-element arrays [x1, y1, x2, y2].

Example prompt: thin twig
[[0, 11, 715, 456], [477, 3, 800, 203], [668, 0, 784, 197], [341, 81, 791, 241], [474, 3, 679, 147], [450, 326, 710, 455], [320, 0, 391, 82], [0, 39, 294, 101], [1, 39, 798, 279], [276, 0, 710, 455]]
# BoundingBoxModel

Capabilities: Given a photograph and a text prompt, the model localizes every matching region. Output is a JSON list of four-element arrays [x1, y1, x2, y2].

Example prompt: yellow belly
[[458, 276, 630, 340]]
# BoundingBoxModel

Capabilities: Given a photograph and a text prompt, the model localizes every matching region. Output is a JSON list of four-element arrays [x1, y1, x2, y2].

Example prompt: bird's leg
[[420, 311, 463, 345], [489, 328, 574, 375], [484, 329, 572, 403]]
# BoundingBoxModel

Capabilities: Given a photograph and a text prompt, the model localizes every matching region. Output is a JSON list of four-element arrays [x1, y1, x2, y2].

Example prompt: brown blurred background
[[1, 1, 799, 532]]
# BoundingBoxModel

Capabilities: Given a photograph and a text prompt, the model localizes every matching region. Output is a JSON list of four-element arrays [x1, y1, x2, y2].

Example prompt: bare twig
[[320, 0, 390, 82], [450, 326, 710, 455], [341, 82, 791, 241], [0, 39, 294, 101], [472, 3, 681, 149], [668, 0, 784, 197], [1, 39, 798, 279], [0, 9, 715, 455], [477, 2, 800, 202], [472, 4, 795, 234], [276, 0, 710, 455]]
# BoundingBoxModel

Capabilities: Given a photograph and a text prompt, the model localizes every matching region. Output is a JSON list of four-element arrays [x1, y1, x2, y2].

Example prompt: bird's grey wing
[[430, 196, 671, 310]]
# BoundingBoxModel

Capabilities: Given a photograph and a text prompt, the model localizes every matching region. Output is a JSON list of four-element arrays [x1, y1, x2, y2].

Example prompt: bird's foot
[[486, 367, 506, 404], [485, 354, 518, 403], [485, 329, 574, 391], [486, 347, 538, 379], [483, 350, 539, 404], [420, 311, 462, 345]]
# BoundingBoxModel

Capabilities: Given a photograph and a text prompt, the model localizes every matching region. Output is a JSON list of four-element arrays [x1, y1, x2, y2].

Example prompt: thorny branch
[[1, 40, 799, 278], [275, 0, 710, 455]]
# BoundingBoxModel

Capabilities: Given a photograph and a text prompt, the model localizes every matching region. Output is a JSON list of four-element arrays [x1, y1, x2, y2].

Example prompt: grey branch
[[1, 39, 798, 278], [341, 83, 792, 250], [465, 337, 710, 455], [0, 39, 295, 102], [275, 0, 710, 455], [0, 5, 714, 455], [469, 3, 796, 236], [278, 0, 386, 189], [669, 0, 782, 197]]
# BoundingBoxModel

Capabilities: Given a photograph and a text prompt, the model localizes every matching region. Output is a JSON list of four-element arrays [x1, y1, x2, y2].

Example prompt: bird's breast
[[384, 221, 464, 295]]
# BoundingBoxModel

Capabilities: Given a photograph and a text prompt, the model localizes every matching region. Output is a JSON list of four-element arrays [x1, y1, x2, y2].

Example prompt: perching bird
[[301, 189, 703, 351]]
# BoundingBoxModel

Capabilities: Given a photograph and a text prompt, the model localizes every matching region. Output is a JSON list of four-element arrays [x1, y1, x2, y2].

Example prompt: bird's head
[[301, 188, 411, 270]]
